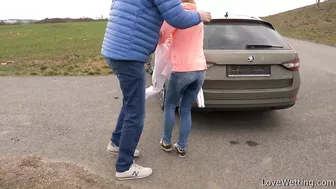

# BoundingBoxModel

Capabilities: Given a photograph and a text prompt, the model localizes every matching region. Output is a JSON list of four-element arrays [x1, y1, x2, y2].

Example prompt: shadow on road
[[190, 110, 281, 132]]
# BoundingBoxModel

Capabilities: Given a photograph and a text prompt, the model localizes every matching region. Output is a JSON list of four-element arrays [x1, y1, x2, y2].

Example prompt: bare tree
[[316, 0, 321, 7], [316, 0, 328, 7]]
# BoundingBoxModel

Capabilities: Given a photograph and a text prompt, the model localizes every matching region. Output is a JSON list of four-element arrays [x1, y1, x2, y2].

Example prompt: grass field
[[263, 0, 336, 46], [0, 22, 112, 76]]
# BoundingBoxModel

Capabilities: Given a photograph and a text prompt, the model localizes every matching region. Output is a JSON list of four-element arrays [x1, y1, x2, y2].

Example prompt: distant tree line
[[35, 17, 108, 24], [0, 17, 108, 26], [0, 20, 31, 25]]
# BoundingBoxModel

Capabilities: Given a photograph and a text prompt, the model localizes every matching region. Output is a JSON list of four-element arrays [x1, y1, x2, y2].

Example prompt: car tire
[[160, 84, 179, 112], [160, 84, 166, 111], [146, 55, 154, 75]]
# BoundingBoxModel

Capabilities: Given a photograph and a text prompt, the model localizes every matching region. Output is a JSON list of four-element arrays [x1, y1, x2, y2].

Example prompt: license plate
[[227, 65, 271, 77]]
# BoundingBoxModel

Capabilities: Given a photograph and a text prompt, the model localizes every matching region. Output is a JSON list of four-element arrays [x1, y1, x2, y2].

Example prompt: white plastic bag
[[196, 88, 205, 108], [152, 43, 169, 90], [162, 58, 173, 79], [145, 39, 205, 109], [145, 42, 169, 99]]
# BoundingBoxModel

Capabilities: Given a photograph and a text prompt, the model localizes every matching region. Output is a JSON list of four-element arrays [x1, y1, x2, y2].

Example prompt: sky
[[0, 0, 317, 20]]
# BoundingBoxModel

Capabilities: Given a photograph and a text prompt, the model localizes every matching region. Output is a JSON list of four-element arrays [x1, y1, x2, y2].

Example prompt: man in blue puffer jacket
[[102, 0, 211, 180]]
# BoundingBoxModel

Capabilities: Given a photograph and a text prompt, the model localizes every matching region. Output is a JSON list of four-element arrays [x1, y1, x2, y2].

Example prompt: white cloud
[[0, 0, 316, 20]]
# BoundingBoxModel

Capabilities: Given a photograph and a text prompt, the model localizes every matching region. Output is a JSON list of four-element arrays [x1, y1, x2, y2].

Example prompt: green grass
[[1, 1, 335, 76], [263, 0, 336, 46], [0, 21, 113, 76]]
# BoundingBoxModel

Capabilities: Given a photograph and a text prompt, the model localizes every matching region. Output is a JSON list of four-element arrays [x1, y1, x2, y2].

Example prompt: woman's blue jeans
[[162, 70, 205, 150]]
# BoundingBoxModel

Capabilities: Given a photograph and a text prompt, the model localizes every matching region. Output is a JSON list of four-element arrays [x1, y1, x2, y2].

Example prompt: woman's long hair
[[181, 0, 196, 4]]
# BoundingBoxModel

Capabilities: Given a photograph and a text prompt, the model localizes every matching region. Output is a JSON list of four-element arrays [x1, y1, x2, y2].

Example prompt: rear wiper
[[246, 44, 284, 49]]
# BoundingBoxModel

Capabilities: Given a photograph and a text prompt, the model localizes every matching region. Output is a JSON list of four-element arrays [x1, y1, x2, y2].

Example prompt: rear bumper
[[193, 72, 300, 110], [193, 98, 296, 110]]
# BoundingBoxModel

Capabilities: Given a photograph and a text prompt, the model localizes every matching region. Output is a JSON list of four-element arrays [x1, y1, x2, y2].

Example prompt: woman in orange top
[[158, 0, 207, 158]]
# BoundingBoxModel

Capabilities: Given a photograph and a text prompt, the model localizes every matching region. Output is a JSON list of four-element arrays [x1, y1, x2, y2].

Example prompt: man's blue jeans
[[105, 58, 146, 172], [162, 70, 205, 150]]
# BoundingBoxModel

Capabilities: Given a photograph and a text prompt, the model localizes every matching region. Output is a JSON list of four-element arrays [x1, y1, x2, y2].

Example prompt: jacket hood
[[182, 3, 197, 11]]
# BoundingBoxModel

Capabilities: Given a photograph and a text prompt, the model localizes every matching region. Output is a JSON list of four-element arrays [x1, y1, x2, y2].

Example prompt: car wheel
[[160, 84, 180, 112], [160, 85, 166, 111], [146, 55, 154, 75]]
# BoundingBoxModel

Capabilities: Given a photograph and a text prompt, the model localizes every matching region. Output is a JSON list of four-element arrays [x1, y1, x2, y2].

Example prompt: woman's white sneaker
[[107, 141, 140, 157], [116, 163, 152, 180]]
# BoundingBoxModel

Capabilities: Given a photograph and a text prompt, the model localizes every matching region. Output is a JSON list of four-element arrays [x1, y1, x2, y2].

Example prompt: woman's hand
[[197, 11, 212, 22]]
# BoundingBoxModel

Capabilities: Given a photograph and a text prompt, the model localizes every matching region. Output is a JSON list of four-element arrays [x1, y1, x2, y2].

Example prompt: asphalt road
[[1, 38, 336, 189]]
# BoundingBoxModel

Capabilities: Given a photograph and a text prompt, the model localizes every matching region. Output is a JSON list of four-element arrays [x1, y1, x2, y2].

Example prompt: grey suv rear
[[148, 15, 301, 111]]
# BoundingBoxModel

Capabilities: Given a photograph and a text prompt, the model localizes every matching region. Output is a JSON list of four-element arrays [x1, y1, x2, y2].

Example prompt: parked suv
[[148, 14, 301, 111]]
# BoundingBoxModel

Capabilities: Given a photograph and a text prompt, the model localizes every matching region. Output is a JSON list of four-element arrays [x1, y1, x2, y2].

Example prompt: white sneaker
[[107, 141, 140, 157], [116, 163, 152, 180]]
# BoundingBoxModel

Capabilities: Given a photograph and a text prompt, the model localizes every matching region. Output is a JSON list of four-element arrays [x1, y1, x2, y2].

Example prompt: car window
[[203, 22, 291, 50]]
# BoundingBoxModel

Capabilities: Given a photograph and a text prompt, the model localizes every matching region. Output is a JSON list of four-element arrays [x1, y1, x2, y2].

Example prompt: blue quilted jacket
[[101, 0, 201, 63]]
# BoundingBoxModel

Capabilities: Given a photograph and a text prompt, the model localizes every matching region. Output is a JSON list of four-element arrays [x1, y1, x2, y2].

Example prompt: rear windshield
[[203, 22, 291, 50]]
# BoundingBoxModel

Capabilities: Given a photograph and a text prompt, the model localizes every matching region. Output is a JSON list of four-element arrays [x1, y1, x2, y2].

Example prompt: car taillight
[[291, 96, 297, 100], [282, 57, 300, 71]]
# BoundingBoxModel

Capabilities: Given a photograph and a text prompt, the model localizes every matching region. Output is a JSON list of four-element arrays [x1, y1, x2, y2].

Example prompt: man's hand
[[197, 11, 212, 22]]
